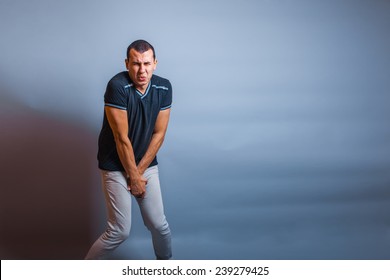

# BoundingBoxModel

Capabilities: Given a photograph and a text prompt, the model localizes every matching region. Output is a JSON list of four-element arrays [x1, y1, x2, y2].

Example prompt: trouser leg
[[85, 170, 132, 259], [136, 165, 172, 260]]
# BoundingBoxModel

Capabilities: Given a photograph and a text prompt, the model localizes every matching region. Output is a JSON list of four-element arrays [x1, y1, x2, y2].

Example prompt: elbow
[[159, 133, 165, 143], [155, 132, 165, 145], [113, 132, 129, 146]]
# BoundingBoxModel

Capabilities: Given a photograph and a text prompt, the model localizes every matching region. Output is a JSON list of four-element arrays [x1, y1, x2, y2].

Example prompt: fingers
[[136, 193, 145, 199], [131, 189, 145, 199], [127, 175, 148, 198]]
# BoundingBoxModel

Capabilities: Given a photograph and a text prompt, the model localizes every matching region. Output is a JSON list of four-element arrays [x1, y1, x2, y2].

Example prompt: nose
[[139, 64, 146, 73]]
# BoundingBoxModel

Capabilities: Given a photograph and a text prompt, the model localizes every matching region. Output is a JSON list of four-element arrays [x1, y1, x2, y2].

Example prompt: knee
[[104, 226, 130, 243], [116, 228, 131, 240], [145, 218, 170, 235]]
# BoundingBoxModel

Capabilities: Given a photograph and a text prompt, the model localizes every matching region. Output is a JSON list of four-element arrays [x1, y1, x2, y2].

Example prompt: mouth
[[138, 76, 147, 82]]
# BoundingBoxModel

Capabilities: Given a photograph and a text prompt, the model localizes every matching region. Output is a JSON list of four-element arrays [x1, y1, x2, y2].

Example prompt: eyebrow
[[132, 61, 152, 64]]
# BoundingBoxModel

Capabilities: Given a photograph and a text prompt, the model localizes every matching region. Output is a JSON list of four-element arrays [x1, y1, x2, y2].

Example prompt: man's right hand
[[128, 175, 147, 198]]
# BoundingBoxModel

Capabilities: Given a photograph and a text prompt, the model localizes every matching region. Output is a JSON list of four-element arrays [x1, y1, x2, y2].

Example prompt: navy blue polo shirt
[[98, 71, 172, 171]]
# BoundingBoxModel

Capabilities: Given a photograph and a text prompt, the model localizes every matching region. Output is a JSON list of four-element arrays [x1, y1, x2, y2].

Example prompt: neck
[[136, 84, 148, 94]]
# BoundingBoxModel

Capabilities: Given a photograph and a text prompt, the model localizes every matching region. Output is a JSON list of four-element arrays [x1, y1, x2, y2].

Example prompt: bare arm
[[105, 106, 146, 197], [137, 108, 171, 175]]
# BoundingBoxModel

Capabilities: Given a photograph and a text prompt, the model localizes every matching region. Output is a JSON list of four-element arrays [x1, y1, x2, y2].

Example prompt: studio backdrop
[[1, 0, 389, 259]]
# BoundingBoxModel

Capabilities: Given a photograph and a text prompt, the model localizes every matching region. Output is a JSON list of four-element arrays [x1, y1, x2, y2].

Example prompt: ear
[[125, 59, 129, 70], [154, 59, 158, 70]]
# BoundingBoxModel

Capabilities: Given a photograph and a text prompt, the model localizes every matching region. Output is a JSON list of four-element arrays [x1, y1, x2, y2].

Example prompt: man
[[86, 40, 172, 260]]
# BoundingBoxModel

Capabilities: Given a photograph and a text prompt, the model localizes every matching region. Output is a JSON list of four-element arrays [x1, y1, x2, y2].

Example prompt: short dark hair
[[126, 39, 156, 60]]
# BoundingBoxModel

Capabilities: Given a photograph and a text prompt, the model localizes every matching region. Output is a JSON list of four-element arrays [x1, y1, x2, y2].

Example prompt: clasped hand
[[127, 175, 147, 198]]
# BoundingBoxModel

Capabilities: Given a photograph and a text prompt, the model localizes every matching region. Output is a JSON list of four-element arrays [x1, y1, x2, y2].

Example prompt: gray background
[[1, 0, 389, 259]]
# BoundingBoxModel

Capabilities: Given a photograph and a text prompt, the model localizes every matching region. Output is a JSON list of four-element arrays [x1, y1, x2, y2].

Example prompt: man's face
[[125, 48, 157, 91]]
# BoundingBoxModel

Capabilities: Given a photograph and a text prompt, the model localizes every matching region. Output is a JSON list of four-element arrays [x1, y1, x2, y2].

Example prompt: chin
[[139, 80, 149, 85]]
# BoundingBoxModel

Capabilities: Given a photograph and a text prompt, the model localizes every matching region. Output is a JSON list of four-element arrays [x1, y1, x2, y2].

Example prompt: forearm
[[115, 137, 139, 179], [137, 132, 165, 175], [104, 106, 147, 197]]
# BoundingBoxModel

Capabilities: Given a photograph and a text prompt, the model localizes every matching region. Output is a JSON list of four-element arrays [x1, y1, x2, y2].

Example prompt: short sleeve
[[160, 80, 172, 110], [104, 79, 128, 110]]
